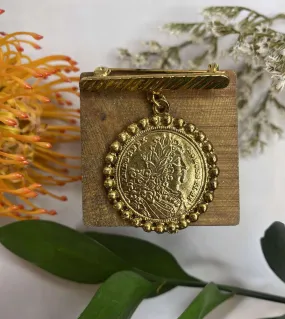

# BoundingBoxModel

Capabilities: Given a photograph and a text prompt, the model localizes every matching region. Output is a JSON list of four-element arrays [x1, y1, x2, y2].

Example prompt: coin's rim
[[103, 114, 219, 234]]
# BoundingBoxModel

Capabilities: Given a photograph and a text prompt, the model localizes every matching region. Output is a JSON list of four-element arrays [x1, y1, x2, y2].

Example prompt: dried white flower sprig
[[118, 6, 285, 155]]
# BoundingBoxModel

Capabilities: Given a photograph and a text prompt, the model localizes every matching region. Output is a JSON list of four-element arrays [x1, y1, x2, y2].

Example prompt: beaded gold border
[[103, 114, 219, 234]]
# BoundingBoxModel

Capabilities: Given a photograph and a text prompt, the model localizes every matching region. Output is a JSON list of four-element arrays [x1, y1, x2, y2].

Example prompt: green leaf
[[86, 232, 201, 284], [0, 220, 201, 291], [261, 222, 285, 283], [178, 283, 233, 319], [0, 220, 129, 283], [78, 271, 155, 319]]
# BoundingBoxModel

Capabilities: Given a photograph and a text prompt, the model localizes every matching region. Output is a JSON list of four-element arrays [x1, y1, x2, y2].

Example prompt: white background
[[1, 0, 285, 318]]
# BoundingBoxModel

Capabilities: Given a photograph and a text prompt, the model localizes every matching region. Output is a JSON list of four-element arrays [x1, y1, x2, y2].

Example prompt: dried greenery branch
[[119, 6, 285, 155]]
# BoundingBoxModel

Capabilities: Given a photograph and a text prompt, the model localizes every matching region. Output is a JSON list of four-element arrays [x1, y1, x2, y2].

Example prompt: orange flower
[[0, 9, 80, 219]]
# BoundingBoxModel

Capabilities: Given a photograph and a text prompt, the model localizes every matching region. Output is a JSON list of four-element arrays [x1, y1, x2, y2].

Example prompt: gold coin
[[104, 115, 219, 233]]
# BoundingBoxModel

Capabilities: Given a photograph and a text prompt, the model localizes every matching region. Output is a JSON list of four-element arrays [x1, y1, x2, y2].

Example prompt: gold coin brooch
[[103, 91, 219, 233]]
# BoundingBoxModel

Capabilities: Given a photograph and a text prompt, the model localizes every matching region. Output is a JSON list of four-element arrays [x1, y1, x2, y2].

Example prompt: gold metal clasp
[[147, 91, 170, 115], [80, 63, 229, 92]]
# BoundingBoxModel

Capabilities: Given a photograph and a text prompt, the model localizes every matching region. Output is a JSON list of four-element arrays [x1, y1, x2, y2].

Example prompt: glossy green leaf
[[78, 271, 155, 319], [0, 221, 129, 283], [86, 232, 201, 284], [261, 222, 285, 283], [178, 283, 233, 319], [0, 220, 201, 290]]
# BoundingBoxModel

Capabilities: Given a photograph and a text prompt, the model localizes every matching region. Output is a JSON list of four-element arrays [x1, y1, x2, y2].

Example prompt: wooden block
[[80, 71, 239, 227]]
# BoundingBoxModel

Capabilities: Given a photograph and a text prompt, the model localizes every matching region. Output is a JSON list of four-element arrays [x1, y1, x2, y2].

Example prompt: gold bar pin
[[79, 63, 230, 92]]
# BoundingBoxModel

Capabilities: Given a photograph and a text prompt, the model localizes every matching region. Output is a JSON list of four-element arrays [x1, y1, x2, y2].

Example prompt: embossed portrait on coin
[[122, 133, 195, 219]]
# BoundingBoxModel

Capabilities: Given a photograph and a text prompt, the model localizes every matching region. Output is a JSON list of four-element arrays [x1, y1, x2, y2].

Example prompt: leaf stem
[[178, 40, 193, 50], [252, 91, 270, 117], [235, 6, 271, 21], [218, 283, 285, 303], [172, 280, 285, 304]]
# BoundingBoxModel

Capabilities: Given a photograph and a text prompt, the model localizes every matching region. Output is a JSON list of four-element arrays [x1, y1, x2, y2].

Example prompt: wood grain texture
[[80, 71, 239, 227]]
